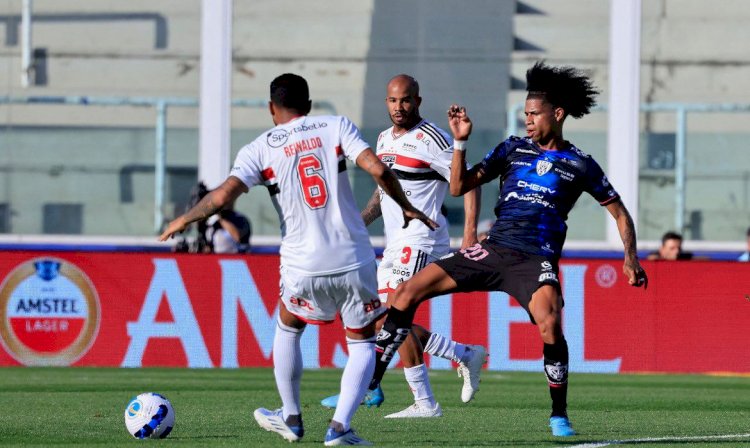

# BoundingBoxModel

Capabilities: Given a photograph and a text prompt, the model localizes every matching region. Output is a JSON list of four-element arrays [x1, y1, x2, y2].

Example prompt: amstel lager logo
[[0, 258, 100, 366]]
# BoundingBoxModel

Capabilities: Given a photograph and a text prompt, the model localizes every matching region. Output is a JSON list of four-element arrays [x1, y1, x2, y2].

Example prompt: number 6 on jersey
[[296, 154, 329, 209]]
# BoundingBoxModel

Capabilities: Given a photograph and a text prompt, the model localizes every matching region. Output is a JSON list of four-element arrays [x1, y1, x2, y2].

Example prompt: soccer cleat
[[384, 402, 442, 418], [320, 385, 385, 409], [253, 407, 304, 442], [363, 385, 385, 407], [549, 416, 576, 436], [457, 345, 487, 403], [324, 427, 373, 446], [320, 394, 339, 409]]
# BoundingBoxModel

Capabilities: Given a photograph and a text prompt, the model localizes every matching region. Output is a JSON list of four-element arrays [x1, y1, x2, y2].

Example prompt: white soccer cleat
[[253, 407, 303, 442], [384, 402, 443, 418], [457, 345, 487, 403]]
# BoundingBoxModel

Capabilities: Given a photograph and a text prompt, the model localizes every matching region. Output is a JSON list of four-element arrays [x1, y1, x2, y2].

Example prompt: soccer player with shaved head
[[370, 62, 648, 437], [320, 74, 487, 418]]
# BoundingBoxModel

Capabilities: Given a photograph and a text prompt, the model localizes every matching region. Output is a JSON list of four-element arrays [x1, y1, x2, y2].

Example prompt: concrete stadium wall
[[0, 1, 513, 238], [509, 0, 750, 243], [1, 0, 749, 243]]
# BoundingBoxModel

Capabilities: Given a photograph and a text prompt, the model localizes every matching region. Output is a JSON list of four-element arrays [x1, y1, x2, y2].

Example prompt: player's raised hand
[[447, 104, 472, 141], [402, 208, 439, 231], [159, 216, 188, 241], [624, 258, 648, 289]]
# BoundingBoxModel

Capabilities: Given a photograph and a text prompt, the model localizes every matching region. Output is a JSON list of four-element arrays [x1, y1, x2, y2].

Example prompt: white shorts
[[280, 260, 385, 332], [377, 243, 449, 301]]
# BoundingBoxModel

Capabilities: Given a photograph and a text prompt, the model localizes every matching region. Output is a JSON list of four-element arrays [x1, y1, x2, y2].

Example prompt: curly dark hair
[[526, 61, 599, 118]]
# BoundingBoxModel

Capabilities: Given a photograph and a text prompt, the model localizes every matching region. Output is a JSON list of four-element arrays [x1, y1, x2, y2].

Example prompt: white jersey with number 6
[[231, 115, 375, 275]]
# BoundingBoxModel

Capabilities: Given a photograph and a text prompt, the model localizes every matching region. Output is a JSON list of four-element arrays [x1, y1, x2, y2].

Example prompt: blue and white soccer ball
[[124, 392, 175, 439]]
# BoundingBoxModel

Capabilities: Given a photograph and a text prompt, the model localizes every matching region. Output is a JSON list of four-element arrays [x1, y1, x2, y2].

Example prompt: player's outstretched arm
[[159, 176, 248, 241], [606, 199, 648, 288], [360, 188, 382, 226], [355, 148, 438, 230]]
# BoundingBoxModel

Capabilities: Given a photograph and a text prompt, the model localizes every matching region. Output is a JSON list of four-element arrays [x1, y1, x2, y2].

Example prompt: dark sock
[[285, 413, 302, 427], [286, 413, 303, 436], [543, 337, 569, 418], [370, 307, 415, 389]]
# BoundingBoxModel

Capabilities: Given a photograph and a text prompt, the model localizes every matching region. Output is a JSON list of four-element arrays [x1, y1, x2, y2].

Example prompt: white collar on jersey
[[391, 119, 425, 139]]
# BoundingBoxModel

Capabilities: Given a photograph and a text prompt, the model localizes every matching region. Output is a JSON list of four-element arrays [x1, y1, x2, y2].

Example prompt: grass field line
[[563, 433, 750, 447]]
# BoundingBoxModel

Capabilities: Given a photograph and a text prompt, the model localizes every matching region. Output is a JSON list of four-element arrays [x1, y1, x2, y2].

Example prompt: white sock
[[273, 317, 303, 420], [423, 332, 468, 363], [332, 336, 375, 431], [404, 364, 436, 407]]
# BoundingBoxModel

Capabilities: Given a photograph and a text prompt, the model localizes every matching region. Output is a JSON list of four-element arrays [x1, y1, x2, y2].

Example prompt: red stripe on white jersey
[[261, 168, 276, 181], [395, 155, 431, 169]]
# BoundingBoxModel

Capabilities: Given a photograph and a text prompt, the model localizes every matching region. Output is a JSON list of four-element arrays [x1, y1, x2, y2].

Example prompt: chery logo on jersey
[[0, 258, 100, 366]]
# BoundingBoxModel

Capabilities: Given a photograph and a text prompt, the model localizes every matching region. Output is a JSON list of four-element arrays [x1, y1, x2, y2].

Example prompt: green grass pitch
[[0, 367, 748, 447]]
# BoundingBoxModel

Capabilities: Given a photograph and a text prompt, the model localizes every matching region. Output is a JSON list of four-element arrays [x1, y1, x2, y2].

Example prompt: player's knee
[[392, 281, 420, 309], [347, 321, 377, 340]]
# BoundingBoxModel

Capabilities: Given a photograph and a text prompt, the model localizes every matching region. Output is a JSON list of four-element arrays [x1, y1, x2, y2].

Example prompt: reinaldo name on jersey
[[230, 115, 374, 276], [283, 137, 323, 157]]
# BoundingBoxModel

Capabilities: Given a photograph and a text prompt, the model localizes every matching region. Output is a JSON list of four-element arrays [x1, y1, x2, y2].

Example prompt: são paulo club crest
[[536, 160, 552, 176], [0, 258, 100, 366]]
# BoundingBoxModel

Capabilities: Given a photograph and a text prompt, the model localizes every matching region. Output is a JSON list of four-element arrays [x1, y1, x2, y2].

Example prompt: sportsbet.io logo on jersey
[[0, 258, 100, 366]]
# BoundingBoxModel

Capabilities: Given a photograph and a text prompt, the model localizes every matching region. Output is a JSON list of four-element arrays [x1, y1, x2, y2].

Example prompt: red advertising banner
[[0, 252, 748, 373]]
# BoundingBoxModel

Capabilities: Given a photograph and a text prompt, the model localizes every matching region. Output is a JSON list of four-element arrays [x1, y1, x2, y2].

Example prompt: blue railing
[[0, 95, 337, 233]]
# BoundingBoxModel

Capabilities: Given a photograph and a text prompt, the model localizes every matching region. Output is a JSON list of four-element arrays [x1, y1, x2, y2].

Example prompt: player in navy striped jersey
[[371, 62, 649, 437]]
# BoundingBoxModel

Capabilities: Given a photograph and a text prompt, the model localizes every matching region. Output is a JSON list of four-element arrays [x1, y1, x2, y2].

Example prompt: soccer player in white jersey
[[320, 75, 488, 418], [160, 73, 437, 446]]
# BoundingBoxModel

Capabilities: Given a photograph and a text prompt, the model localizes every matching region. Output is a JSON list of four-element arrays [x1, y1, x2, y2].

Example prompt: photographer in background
[[173, 181, 252, 253], [205, 200, 252, 253]]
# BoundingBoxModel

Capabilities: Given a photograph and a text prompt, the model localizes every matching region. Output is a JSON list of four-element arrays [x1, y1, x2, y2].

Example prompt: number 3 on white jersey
[[296, 154, 329, 209]]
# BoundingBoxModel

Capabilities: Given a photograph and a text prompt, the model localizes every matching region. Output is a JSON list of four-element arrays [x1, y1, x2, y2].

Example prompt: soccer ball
[[124, 392, 175, 439]]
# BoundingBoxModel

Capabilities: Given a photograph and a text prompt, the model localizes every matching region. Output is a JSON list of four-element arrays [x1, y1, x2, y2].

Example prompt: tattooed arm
[[355, 148, 437, 230], [159, 176, 247, 241], [361, 188, 383, 226], [606, 199, 648, 288]]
